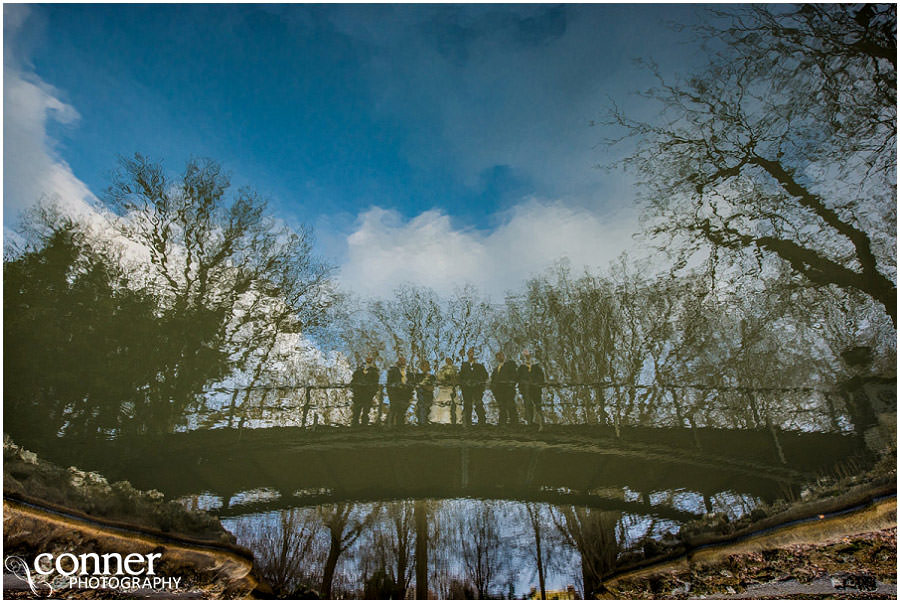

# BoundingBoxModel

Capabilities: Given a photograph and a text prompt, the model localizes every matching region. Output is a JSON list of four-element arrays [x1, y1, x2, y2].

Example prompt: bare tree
[[500, 262, 628, 424], [445, 285, 496, 360], [352, 284, 495, 366], [525, 503, 547, 600], [227, 508, 323, 595], [552, 507, 620, 598], [318, 502, 376, 598], [415, 499, 429, 599], [458, 501, 510, 598], [104, 155, 336, 431], [370, 501, 414, 597], [610, 5, 896, 325]]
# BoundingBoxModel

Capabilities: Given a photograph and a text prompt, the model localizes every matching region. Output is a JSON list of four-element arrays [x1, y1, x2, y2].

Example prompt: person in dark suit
[[491, 351, 519, 426], [386, 355, 414, 426], [350, 355, 380, 426], [415, 359, 435, 426], [517, 349, 545, 428], [459, 347, 488, 426]]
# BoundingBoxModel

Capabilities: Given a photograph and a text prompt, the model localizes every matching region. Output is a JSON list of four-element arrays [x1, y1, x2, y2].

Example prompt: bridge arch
[[33, 425, 866, 520]]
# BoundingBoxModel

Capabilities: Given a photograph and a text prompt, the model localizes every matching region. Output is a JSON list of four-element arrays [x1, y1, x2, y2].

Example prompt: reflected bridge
[[40, 424, 868, 522]]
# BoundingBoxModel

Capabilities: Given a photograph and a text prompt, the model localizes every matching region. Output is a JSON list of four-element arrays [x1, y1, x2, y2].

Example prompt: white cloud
[[340, 199, 644, 298], [3, 5, 98, 229]]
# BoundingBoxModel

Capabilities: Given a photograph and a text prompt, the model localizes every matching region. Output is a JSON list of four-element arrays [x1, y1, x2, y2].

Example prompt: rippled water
[[218, 498, 673, 599], [19, 419, 874, 599]]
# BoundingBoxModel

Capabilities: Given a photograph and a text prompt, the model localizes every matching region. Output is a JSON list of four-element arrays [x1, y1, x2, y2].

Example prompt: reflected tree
[[525, 503, 548, 600], [358, 501, 414, 598], [360, 284, 495, 366], [415, 499, 429, 599], [227, 508, 323, 596], [610, 5, 896, 325], [458, 501, 509, 598], [318, 502, 376, 598], [552, 507, 620, 597], [105, 154, 336, 432], [4, 215, 171, 440], [500, 262, 617, 423]]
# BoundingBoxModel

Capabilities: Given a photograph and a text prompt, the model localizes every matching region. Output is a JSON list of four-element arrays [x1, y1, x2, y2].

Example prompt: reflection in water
[[197, 382, 856, 433], [222, 498, 681, 599], [19, 414, 868, 598], [12, 398, 873, 599], [554, 507, 618, 596]]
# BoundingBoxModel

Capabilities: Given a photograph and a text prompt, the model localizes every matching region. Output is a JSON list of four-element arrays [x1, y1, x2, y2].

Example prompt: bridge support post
[[459, 445, 470, 490], [690, 415, 702, 449], [301, 387, 311, 427], [767, 418, 787, 464]]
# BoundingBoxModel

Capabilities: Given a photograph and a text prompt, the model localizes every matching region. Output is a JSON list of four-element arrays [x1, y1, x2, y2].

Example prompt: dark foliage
[[4, 218, 228, 441]]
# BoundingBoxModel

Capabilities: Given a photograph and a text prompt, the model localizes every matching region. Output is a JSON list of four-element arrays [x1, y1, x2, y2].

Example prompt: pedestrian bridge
[[35, 424, 868, 522]]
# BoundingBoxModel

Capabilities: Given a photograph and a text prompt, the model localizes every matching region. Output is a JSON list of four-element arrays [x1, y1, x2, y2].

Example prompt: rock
[[671, 580, 691, 596], [749, 508, 767, 522], [642, 539, 662, 557], [830, 572, 877, 591]]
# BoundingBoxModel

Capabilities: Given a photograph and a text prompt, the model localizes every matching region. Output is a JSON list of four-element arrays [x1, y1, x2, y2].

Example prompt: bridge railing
[[195, 380, 851, 435]]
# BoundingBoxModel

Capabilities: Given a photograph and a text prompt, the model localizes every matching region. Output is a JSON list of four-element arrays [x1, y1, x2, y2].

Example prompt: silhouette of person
[[459, 348, 488, 426], [350, 355, 379, 426], [491, 351, 518, 426], [415, 359, 435, 425], [386, 356, 414, 426], [517, 349, 545, 428]]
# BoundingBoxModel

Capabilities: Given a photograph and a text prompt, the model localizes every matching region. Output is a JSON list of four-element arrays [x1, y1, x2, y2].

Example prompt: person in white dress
[[435, 356, 459, 424]]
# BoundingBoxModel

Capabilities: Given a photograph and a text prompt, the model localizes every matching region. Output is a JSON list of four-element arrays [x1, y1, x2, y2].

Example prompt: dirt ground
[[603, 528, 896, 599]]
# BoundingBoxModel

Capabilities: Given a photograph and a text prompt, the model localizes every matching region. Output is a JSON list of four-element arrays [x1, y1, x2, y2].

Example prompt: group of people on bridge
[[350, 348, 546, 428]]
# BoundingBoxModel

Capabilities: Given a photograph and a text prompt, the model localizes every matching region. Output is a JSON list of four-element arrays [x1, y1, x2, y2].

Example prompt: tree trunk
[[532, 512, 546, 599], [415, 500, 428, 600], [321, 535, 341, 599]]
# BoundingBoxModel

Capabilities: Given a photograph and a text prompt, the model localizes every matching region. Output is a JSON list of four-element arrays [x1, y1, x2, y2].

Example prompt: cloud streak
[[340, 199, 643, 298], [4, 5, 97, 232]]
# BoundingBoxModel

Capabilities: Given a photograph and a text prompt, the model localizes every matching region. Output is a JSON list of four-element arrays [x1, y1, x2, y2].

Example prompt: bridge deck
[[26, 424, 868, 520]]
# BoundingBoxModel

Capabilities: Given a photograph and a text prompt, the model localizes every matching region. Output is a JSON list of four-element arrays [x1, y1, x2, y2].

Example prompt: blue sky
[[5, 4, 710, 297]]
